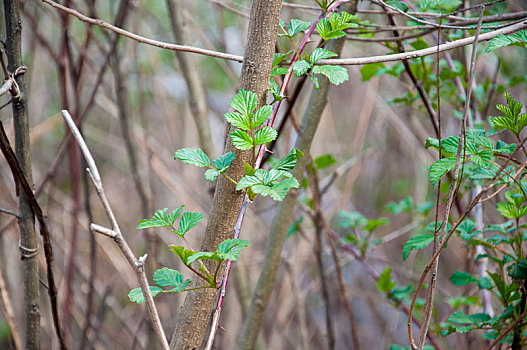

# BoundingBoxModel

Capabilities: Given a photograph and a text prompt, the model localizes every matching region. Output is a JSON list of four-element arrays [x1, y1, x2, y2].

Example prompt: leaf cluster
[[292, 48, 349, 88]]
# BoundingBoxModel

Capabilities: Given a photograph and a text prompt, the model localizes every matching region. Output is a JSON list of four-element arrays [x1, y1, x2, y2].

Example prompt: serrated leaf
[[269, 79, 281, 100], [153, 267, 183, 288], [509, 259, 527, 279], [273, 148, 304, 171], [169, 245, 196, 265], [261, 169, 292, 185], [236, 174, 261, 190], [230, 129, 254, 150], [377, 267, 396, 293], [217, 239, 250, 261], [292, 60, 311, 76], [253, 126, 278, 145], [224, 111, 251, 130], [128, 286, 163, 303], [310, 48, 337, 63], [402, 234, 434, 260], [429, 156, 458, 185], [447, 310, 490, 325], [252, 105, 273, 128], [187, 251, 221, 264], [204, 169, 220, 182], [176, 212, 204, 236], [486, 31, 527, 53], [272, 51, 293, 68], [316, 18, 332, 41], [230, 89, 257, 119], [137, 207, 183, 229], [271, 67, 289, 77], [243, 161, 256, 176], [174, 148, 210, 167], [213, 152, 236, 172], [288, 19, 311, 37], [252, 178, 299, 201], [312, 65, 349, 85]]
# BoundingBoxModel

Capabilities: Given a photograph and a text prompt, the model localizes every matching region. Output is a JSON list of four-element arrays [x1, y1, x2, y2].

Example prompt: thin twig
[[0, 121, 66, 349], [486, 308, 527, 349], [318, 20, 527, 65], [60, 110, 170, 350], [41, 0, 244, 62]]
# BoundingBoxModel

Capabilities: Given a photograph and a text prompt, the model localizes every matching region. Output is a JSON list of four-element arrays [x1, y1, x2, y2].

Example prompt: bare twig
[[0, 121, 66, 349], [41, 0, 244, 62], [60, 110, 169, 350], [319, 20, 527, 65]]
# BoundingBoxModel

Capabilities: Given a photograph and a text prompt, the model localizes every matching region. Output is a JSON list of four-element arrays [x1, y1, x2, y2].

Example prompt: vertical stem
[[3, 1, 40, 348]]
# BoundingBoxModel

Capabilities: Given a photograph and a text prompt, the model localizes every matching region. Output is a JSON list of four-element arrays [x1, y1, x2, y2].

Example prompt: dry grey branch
[[60, 110, 170, 350]]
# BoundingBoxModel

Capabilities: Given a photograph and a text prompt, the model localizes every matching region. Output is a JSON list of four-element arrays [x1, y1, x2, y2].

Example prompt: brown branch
[[0, 121, 66, 349]]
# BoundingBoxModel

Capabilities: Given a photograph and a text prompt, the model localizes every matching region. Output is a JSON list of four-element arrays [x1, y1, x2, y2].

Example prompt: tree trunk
[[4, 0, 40, 348], [238, 3, 357, 348], [169, 1, 282, 349]]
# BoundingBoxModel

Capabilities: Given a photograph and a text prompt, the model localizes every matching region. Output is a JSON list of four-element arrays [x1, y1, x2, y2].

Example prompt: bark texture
[[238, 3, 357, 349], [169, 1, 282, 349], [4, 1, 40, 348]]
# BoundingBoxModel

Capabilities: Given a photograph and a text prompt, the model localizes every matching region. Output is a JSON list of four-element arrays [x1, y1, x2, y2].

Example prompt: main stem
[[4, 1, 40, 348], [169, 1, 283, 349]]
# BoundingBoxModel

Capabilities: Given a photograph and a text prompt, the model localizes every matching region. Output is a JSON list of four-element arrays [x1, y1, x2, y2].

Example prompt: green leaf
[[213, 152, 236, 172], [429, 156, 458, 185], [252, 105, 273, 128], [509, 260, 527, 280], [271, 67, 289, 77], [204, 169, 220, 182], [187, 251, 221, 264], [128, 286, 163, 303], [312, 65, 349, 85], [309, 48, 337, 63], [168, 246, 196, 265], [224, 111, 250, 130], [272, 51, 293, 68], [486, 31, 527, 53], [137, 207, 183, 229], [174, 148, 210, 167], [153, 267, 183, 288], [217, 239, 250, 261], [230, 129, 254, 150], [316, 18, 332, 41], [252, 178, 300, 201], [402, 234, 434, 260], [450, 271, 492, 289], [364, 218, 389, 232], [447, 310, 490, 325], [314, 154, 336, 169], [236, 175, 262, 191], [377, 267, 396, 293], [288, 19, 311, 37], [253, 126, 278, 145], [386, 0, 409, 12], [230, 89, 257, 119], [292, 60, 311, 76], [176, 212, 204, 236], [360, 63, 385, 81], [243, 161, 256, 176], [273, 148, 304, 171]]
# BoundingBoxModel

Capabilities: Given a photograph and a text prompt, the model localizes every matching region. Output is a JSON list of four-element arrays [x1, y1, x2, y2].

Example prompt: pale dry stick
[[415, 8, 485, 350], [60, 110, 169, 350], [319, 19, 527, 65], [0, 267, 21, 350], [41, 0, 244, 62], [41, 0, 526, 69]]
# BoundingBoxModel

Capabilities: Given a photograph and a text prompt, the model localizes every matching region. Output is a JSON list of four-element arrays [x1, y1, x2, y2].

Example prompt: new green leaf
[[176, 212, 204, 236], [402, 234, 434, 260], [253, 126, 278, 145], [230, 129, 254, 150], [217, 239, 250, 261], [128, 286, 163, 303], [175, 148, 210, 167]]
